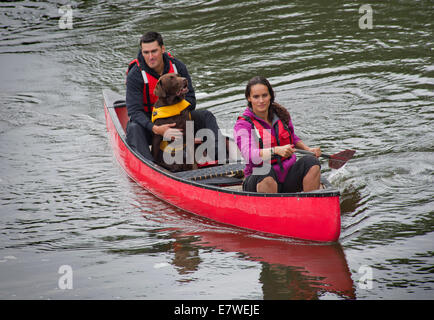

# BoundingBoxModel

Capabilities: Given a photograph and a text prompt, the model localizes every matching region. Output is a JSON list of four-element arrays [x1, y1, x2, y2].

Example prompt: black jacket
[[126, 50, 196, 132]]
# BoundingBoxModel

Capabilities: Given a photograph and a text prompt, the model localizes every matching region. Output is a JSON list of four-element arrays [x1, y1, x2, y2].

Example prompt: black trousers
[[126, 109, 223, 161], [242, 156, 321, 193]]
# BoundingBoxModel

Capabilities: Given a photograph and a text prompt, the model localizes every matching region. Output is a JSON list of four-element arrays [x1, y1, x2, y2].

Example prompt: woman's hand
[[275, 144, 295, 158], [308, 147, 321, 158]]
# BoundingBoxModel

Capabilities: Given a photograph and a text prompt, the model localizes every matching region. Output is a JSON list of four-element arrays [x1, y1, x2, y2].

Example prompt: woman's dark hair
[[245, 76, 285, 123], [140, 31, 164, 47], [245, 76, 275, 108]]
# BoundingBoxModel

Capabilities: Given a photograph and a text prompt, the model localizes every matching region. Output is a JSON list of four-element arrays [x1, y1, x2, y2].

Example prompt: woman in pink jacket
[[233, 76, 322, 193]]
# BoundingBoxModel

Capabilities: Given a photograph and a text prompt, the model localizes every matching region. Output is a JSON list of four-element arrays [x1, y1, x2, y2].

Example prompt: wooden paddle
[[296, 149, 356, 169]]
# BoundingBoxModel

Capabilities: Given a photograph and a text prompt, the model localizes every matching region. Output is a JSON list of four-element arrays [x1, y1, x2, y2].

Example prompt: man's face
[[141, 40, 165, 71]]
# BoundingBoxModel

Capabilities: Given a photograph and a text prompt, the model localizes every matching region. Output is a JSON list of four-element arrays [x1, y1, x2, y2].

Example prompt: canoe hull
[[103, 90, 341, 242]]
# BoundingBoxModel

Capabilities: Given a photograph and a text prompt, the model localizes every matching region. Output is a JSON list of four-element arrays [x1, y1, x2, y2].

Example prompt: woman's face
[[248, 84, 271, 116]]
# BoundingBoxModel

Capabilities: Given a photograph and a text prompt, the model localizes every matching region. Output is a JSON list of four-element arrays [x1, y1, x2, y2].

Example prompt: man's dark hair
[[140, 31, 164, 47]]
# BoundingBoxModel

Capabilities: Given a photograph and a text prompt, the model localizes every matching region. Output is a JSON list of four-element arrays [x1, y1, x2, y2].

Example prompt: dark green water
[[0, 0, 433, 299]]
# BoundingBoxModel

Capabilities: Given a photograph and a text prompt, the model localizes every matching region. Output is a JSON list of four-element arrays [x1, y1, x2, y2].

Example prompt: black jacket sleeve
[[125, 64, 154, 132]]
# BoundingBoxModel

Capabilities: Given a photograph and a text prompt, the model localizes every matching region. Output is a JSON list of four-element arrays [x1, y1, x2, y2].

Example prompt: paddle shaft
[[296, 149, 331, 159], [296, 148, 356, 169]]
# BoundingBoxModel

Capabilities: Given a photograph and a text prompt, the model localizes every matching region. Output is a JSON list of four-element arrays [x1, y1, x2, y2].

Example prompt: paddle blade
[[328, 149, 356, 169]]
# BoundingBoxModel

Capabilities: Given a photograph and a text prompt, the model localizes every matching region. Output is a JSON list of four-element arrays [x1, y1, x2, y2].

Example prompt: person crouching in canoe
[[234, 76, 322, 193]]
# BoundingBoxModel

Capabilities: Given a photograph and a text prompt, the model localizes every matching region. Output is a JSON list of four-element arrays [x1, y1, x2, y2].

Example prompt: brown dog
[[152, 73, 195, 172]]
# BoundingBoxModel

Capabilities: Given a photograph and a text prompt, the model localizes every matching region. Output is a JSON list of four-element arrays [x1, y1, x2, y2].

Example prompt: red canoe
[[103, 90, 342, 242]]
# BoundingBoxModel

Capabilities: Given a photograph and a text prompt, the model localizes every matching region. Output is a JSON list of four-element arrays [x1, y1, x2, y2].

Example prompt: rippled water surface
[[0, 1, 433, 299]]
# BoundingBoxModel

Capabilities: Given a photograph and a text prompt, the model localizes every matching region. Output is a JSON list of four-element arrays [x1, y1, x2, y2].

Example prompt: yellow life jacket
[[151, 99, 191, 153], [151, 99, 191, 122]]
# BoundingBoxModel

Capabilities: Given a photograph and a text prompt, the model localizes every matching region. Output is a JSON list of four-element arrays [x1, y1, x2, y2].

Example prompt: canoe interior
[[115, 106, 129, 135], [105, 92, 339, 193], [108, 97, 246, 190]]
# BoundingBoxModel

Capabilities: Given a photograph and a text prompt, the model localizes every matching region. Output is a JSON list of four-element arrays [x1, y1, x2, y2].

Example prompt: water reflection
[[102, 160, 361, 299], [116, 190, 355, 299], [171, 235, 201, 277], [186, 231, 355, 300], [162, 228, 356, 299]]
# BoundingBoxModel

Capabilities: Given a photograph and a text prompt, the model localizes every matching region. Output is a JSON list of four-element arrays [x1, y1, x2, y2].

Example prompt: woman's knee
[[257, 176, 278, 193], [302, 164, 321, 191], [309, 164, 320, 174]]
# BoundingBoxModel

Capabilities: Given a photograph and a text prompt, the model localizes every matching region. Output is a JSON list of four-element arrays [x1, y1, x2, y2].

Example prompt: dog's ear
[[154, 80, 166, 98]]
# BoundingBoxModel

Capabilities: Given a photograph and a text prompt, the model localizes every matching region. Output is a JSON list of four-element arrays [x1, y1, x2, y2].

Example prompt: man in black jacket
[[126, 31, 223, 162]]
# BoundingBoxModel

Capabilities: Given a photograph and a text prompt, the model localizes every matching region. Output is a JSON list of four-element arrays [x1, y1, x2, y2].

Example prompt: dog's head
[[154, 73, 189, 106]]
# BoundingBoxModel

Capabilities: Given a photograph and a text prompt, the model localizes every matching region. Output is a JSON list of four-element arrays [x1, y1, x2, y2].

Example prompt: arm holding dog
[[152, 122, 183, 140]]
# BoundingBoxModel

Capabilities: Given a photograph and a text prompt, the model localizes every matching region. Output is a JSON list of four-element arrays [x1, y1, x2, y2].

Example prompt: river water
[[0, 0, 433, 300]]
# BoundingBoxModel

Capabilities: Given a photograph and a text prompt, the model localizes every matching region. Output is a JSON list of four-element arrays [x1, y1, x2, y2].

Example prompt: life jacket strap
[[238, 115, 284, 168], [172, 63, 178, 74], [138, 70, 152, 110]]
